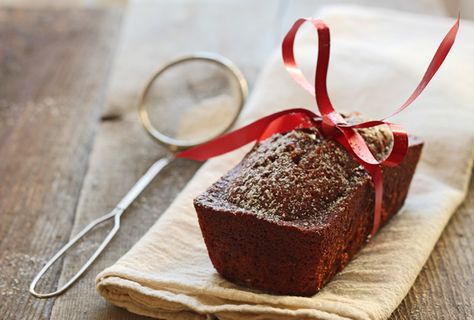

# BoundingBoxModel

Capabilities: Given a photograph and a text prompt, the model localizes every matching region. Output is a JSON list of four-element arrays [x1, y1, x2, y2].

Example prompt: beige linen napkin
[[96, 6, 474, 320]]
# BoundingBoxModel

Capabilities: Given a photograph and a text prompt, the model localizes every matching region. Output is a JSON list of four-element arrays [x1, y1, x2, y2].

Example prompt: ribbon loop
[[282, 18, 336, 116]]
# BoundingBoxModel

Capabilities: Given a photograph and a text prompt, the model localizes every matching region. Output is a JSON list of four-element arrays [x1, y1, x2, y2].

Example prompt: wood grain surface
[[390, 174, 474, 320], [0, 1, 472, 320], [0, 7, 121, 320]]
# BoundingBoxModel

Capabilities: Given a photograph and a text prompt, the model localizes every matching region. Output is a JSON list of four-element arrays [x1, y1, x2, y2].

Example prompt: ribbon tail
[[366, 165, 384, 237], [384, 17, 460, 120], [258, 112, 316, 142], [335, 131, 384, 237], [176, 108, 318, 161]]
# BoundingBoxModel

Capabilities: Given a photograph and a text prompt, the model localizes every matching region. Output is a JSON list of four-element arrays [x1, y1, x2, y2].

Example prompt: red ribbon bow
[[177, 17, 459, 237]]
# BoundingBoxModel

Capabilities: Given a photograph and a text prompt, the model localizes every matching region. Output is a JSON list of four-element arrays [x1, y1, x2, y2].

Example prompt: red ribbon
[[177, 17, 459, 237]]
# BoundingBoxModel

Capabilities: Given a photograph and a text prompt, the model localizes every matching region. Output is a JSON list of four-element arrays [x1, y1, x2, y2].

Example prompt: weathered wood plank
[[390, 172, 474, 320], [0, 8, 121, 320]]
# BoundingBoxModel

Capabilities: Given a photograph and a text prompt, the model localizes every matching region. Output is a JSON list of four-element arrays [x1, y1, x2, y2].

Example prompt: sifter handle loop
[[29, 209, 122, 298], [29, 156, 172, 298]]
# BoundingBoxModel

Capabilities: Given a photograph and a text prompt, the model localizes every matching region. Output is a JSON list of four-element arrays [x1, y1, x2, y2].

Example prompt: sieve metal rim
[[137, 52, 248, 152]]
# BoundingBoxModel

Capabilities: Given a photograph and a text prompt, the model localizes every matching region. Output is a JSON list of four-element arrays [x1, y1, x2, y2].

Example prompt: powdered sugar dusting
[[198, 113, 393, 227]]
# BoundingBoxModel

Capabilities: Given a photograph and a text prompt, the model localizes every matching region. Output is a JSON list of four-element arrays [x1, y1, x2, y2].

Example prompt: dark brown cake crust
[[194, 121, 423, 296]]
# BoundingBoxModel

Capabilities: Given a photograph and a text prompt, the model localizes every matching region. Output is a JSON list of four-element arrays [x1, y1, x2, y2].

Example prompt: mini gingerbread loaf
[[194, 113, 423, 296]]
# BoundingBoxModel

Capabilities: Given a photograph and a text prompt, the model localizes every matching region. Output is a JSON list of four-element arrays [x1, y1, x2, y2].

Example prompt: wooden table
[[0, 2, 472, 320]]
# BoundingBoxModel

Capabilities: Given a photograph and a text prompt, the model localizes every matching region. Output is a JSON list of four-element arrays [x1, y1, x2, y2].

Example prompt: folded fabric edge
[[97, 275, 357, 320], [96, 263, 371, 318]]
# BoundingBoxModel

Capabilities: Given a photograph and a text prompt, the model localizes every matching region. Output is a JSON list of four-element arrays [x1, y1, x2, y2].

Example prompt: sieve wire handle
[[29, 156, 173, 298]]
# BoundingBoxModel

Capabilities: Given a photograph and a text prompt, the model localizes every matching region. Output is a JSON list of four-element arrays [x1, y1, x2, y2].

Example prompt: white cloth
[[96, 5, 474, 320]]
